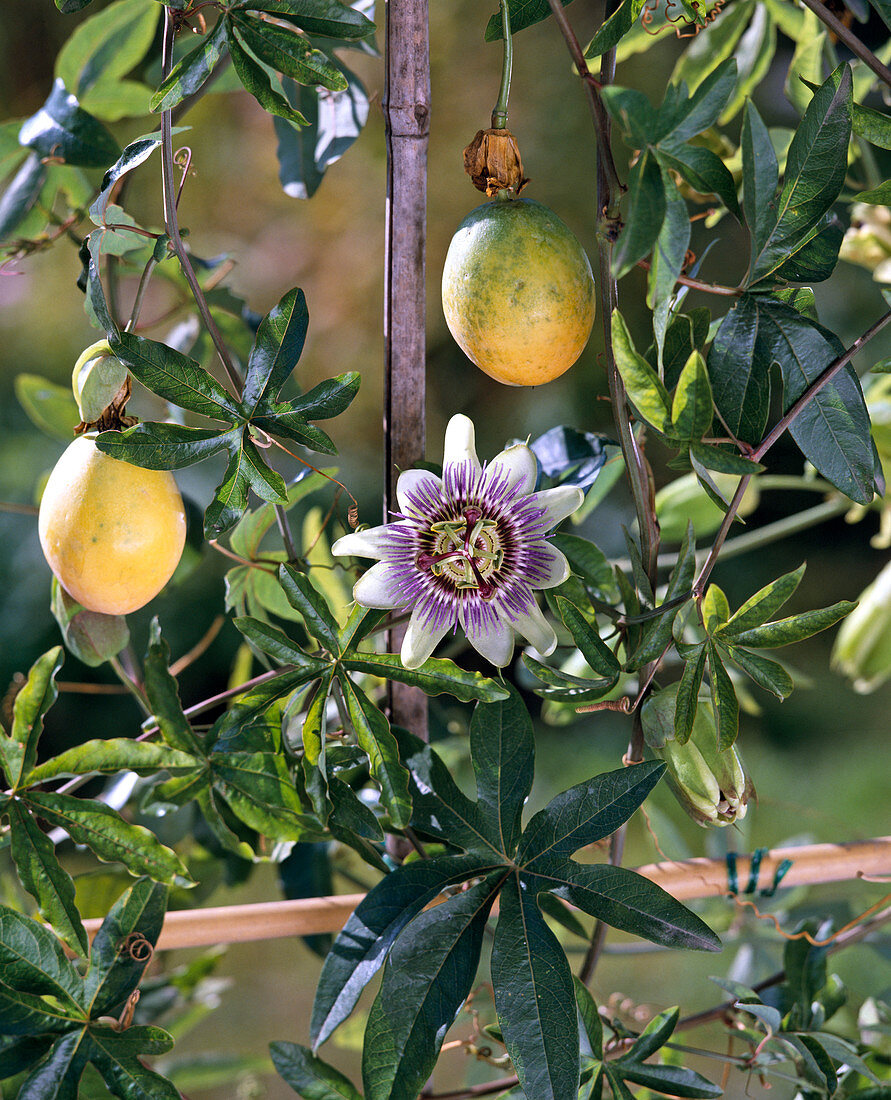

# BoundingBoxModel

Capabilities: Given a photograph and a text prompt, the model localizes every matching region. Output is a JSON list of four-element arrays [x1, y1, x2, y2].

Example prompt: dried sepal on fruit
[[463, 127, 528, 196]]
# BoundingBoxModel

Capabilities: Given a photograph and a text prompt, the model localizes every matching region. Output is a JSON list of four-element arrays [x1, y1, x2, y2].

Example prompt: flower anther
[[332, 414, 584, 669]]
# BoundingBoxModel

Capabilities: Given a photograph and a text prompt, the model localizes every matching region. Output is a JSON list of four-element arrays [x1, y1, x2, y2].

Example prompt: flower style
[[332, 415, 584, 669]]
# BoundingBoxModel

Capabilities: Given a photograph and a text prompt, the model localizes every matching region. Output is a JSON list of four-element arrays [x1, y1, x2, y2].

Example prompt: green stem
[[491, 0, 512, 129]]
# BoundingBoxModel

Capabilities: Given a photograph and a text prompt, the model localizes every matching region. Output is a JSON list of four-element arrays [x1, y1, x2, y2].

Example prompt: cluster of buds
[[642, 686, 754, 827], [839, 203, 891, 283]]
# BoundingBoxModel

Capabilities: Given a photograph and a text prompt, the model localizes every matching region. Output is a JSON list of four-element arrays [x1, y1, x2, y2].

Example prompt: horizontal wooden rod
[[79, 836, 891, 952]]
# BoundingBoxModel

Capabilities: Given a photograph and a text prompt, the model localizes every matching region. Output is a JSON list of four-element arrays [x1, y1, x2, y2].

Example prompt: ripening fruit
[[38, 436, 186, 615], [442, 197, 596, 386]]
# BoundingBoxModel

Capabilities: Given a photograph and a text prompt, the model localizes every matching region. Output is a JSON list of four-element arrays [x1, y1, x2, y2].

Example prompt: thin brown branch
[[637, 259, 741, 297], [799, 0, 891, 88], [169, 615, 226, 676]]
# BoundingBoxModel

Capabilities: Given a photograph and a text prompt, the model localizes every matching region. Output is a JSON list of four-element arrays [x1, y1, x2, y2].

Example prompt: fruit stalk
[[491, 0, 512, 130]]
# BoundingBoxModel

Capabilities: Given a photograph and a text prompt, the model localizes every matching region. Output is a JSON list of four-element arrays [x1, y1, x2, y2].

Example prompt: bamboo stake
[[382, 0, 430, 742], [82, 836, 891, 952]]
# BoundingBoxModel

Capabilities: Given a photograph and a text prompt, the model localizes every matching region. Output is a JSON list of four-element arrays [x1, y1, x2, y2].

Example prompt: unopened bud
[[463, 128, 529, 196], [72, 339, 130, 428], [831, 560, 891, 693], [642, 685, 754, 827]]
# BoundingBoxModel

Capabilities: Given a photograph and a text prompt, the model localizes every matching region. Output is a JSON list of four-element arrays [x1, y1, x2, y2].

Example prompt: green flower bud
[[642, 685, 754, 827], [655, 472, 760, 543], [831, 560, 891, 693], [72, 339, 128, 424]]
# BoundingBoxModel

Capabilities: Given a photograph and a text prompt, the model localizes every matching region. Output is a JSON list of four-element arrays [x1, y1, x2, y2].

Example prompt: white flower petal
[[332, 525, 394, 560], [489, 442, 537, 496], [443, 414, 481, 475], [396, 468, 443, 519], [460, 605, 516, 667], [353, 561, 406, 609], [531, 544, 571, 590], [513, 600, 558, 657], [527, 485, 585, 531], [401, 608, 453, 669]]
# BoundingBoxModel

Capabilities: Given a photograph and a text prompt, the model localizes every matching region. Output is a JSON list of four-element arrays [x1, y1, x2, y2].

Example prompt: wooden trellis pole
[[81, 836, 891, 951], [382, 0, 430, 742]]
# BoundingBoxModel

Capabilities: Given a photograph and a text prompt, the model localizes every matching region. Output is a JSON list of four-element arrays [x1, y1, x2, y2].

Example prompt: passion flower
[[332, 414, 583, 669]]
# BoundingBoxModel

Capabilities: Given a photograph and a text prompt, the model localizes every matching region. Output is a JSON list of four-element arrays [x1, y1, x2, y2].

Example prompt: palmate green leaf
[[13, 1029, 91, 1098], [612, 148, 666, 279], [279, 564, 341, 652], [555, 596, 622, 677], [284, 371, 362, 424], [772, 214, 843, 283], [271, 1041, 362, 1100], [0, 907, 84, 1012], [624, 1007, 680, 1062], [310, 853, 490, 1050], [228, 35, 310, 126], [617, 1061, 721, 1098], [336, 674, 412, 828], [25, 793, 192, 886], [1, 647, 63, 790], [242, 287, 309, 415], [522, 655, 619, 703], [741, 100, 779, 264], [236, 0, 376, 39], [143, 620, 206, 757], [204, 441, 258, 539], [362, 876, 499, 1100], [574, 978, 604, 1058], [55, 0, 160, 100], [109, 330, 240, 419], [24, 741, 197, 785], [468, 686, 534, 858], [706, 296, 765, 443], [584, 0, 647, 58], [491, 874, 578, 1100], [720, 565, 805, 635], [611, 309, 672, 432], [341, 651, 509, 703], [87, 1026, 179, 1100], [749, 65, 852, 285], [0, 154, 47, 241], [19, 80, 120, 168], [231, 14, 347, 91], [7, 802, 89, 958], [718, 642, 794, 699], [151, 19, 229, 113], [83, 878, 168, 1016], [675, 643, 706, 743], [706, 641, 738, 749], [518, 761, 665, 869], [658, 59, 737, 148], [485, 0, 575, 40], [528, 859, 721, 951], [229, 468, 331, 558], [213, 751, 325, 841], [723, 600, 855, 649], [657, 144, 739, 220]]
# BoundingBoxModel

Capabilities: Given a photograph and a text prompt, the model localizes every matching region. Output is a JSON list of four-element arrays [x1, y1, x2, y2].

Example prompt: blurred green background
[[1, 1, 889, 1096]]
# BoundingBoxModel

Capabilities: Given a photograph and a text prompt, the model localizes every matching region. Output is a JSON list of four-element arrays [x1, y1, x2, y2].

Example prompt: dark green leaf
[[786, 1034, 837, 1094], [271, 1041, 362, 1099], [13, 1030, 91, 1098], [231, 14, 347, 90], [853, 99, 891, 150], [243, 287, 309, 414], [629, 526, 695, 667], [468, 688, 534, 858], [240, 434, 289, 504], [205, 443, 254, 538], [89, 1026, 180, 1099], [613, 149, 666, 279], [555, 596, 622, 676], [649, 172, 691, 361], [213, 751, 324, 840], [82, 230, 119, 336], [236, 0, 376, 39], [0, 907, 84, 1010], [530, 859, 721, 951], [19, 79, 119, 168], [83, 879, 169, 1017], [234, 614, 329, 670], [584, 0, 646, 57], [741, 100, 779, 262], [780, 932, 827, 1025], [341, 652, 508, 703], [228, 35, 310, 125], [688, 440, 764, 475], [522, 654, 619, 702], [707, 297, 766, 443], [574, 977, 603, 1059], [24, 740, 197, 784], [362, 877, 497, 1100], [491, 874, 578, 1100], [94, 421, 235, 470], [311, 853, 488, 1049], [143, 620, 206, 756], [110, 330, 240, 419], [279, 564, 341, 652], [675, 644, 706, 743], [286, 371, 361, 423], [706, 641, 739, 749], [622, 1007, 679, 1062], [659, 60, 737, 146], [151, 19, 229, 113], [772, 214, 843, 283], [657, 144, 740, 220], [518, 762, 665, 869], [7, 802, 89, 958], [0, 154, 47, 241], [549, 533, 618, 602], [26, 793, 192, 885], [749, 65, 852, 284], [336, 674, 412, 828], [485, 0, 575, 40], [618, 1062, 722, 1097]]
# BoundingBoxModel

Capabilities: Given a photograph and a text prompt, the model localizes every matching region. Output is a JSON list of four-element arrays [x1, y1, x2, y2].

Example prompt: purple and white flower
[[332, 414, 584, 669]]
